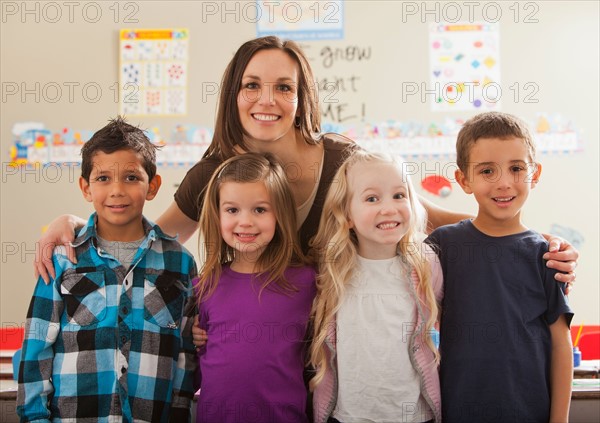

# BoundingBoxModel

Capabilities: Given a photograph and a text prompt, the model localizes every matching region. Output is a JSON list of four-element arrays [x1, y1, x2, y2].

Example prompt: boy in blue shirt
[[426, 112, 573, 423], [18, 117, 197, 422]]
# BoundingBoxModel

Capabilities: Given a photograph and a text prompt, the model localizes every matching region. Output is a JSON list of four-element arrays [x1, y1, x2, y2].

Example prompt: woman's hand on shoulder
[[35, 214, 83, 284], [542, 234, 578, 293], [192, 316, 208, 348]]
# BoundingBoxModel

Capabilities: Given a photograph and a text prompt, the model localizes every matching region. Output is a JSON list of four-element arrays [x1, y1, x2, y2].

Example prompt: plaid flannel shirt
[[17, 214, 198, 423]]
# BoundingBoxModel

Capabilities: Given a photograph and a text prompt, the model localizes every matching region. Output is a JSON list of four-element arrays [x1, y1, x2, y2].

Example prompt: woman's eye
[[278, 84, 291, 92], [243, 82, 259, 90]]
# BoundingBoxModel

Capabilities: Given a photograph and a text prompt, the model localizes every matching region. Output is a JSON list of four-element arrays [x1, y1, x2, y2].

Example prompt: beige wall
[[1, 1, 598, 329]]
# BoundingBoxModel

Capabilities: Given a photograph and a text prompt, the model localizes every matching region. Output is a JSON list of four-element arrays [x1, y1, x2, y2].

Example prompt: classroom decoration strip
[[8, 122, 212, 168], [323, 113, 581, 158], [256, 0, 344, 41], [429, 23, 501, 112], [119, 28, 189, 116], [7, 114, 581, 168]]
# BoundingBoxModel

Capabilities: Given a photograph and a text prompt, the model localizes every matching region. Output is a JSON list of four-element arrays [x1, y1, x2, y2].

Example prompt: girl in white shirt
[[309, 151, 443, 423]]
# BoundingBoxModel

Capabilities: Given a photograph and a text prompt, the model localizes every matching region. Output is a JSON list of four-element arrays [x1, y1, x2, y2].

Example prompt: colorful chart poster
[[429, 23, 500, 112], [256, 0, 343, 41], [119, 28, 189, 116]]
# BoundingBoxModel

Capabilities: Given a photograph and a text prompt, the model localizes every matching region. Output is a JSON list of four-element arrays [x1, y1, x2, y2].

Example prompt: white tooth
[[254, 114, 278, 121]]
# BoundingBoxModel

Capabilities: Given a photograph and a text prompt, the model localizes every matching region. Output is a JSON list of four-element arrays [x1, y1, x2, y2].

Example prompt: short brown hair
[[204, 36, 321, 160], [456, 112, 535, 172], [80, 116, 158, 181]]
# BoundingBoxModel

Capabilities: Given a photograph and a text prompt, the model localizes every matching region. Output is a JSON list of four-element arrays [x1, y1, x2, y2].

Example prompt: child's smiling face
[[456, 136, 541, 236], [219, 180, 277, 272], [346, 160, 412, 259], [79, 149, 160, 241]]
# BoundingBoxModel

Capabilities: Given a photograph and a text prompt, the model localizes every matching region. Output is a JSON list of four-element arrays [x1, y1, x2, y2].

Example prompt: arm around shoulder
[[541, 233, 579, 286], [419, 195, 472, 233], [156, 201, 199, 244], [35, 214, 86, 283]]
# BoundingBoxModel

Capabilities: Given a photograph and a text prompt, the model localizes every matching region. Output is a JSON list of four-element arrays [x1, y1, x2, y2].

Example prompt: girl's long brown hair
[[197, 153, 307, 301], [204, 36, 321, 161]]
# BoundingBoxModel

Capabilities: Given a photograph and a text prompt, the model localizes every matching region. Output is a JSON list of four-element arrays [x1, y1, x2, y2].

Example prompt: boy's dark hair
[[80, 116, 159, 181], [456, 111, 536, 172]]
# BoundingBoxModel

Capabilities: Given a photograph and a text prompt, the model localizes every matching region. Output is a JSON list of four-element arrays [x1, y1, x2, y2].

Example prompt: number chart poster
[[119, 28, 189, 116], [256, 0, 344, 41], [429, 23, 500, 112]]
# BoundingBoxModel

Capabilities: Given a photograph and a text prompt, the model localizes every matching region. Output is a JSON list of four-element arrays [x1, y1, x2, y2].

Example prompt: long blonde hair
[[197, 153, 306, 301], [309, 151, 440, 389]]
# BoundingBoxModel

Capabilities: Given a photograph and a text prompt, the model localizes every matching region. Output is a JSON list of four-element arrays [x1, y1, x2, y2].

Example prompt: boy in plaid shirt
[[18, 117, 197, 422]]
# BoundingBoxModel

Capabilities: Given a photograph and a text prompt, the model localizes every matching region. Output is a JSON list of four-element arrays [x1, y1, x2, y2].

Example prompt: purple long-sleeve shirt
[[196, 265, 316, 423]]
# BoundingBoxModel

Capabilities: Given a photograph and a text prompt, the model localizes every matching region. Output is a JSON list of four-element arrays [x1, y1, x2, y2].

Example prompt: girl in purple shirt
[[194, 153, 316, 423]]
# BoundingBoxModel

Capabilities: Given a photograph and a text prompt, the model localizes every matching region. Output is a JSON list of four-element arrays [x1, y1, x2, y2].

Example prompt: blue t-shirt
[[426, 220, 573, 423]]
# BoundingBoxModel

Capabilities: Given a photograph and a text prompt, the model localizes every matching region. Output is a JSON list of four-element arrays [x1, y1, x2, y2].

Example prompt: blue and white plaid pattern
[[17, 214, 198, 423]]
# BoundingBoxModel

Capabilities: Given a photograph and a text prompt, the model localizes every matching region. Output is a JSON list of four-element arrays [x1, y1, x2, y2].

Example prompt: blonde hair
[[309, 151, 439, 389], [197, 153, 306, 301]]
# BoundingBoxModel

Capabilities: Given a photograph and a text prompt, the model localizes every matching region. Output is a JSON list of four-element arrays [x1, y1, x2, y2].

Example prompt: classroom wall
[[1, 1, 598, 334]]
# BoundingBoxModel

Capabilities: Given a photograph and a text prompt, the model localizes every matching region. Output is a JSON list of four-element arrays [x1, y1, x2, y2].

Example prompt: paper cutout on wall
[[119, 28, 189, 116], [322, 113, 582, 158], [9, 113, 581, 168], [429, 23, 501, 111], [9, 122, 91, 166], [8, 122, 212, 168], [256, 0, 344, 41], [421, 175, 452, 198], [549, 224, 585, 250]]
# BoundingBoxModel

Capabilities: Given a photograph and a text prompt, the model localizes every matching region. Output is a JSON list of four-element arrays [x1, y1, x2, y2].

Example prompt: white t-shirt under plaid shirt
[[17, 213, 198, 423]]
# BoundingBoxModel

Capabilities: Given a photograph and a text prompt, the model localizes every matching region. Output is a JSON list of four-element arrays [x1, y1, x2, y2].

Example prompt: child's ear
[[79, 177, 93, 202], [146, 174, 162, 200], [530, 163, 542, 188], [346, 211, 354, 229], [455, 169, 473, 194]]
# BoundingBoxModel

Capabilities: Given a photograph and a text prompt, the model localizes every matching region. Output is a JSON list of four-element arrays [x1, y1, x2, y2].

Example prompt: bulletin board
[[1, 1, 598, 326]]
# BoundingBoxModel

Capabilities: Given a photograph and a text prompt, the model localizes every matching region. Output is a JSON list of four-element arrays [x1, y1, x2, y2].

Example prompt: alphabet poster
[[119, 28, 189, 116], [429, 23, 501, 111]]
